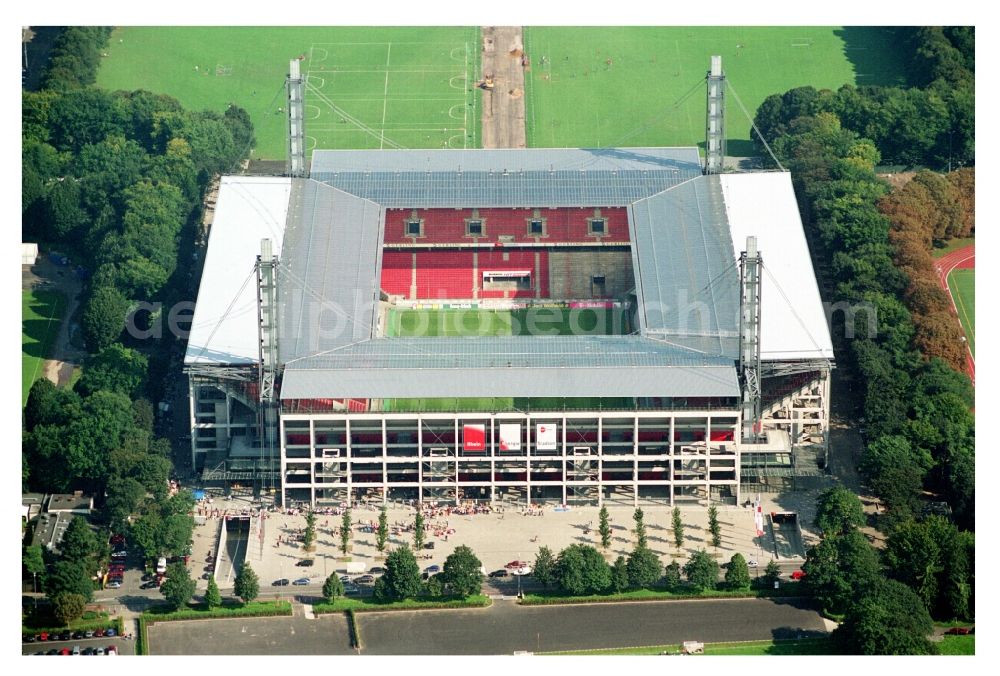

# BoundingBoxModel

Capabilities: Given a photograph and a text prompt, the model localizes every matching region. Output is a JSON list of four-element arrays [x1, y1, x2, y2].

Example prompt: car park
[[60, 632, 72, 641], [296, 559, 314, 567], [106, 646, 118, 655], [72, 645, 81, 655], [46, 649, 58, 655], [39, 632, 49, 641], [81, 647, 95, 655], [292, 577, 311, 586], [72, 631, 85, 640], [23, 634, 36, 643], [84, 630, 94, 638], [95, 647, 105, 656], [94, 629, 105, 637], [59, 648, 71, 655], [272, 578, 290, 586]]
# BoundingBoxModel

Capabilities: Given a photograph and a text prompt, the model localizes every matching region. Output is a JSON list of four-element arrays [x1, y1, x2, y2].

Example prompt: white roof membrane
[[719, 173, 834, 361], [184, 177, 292, 365]]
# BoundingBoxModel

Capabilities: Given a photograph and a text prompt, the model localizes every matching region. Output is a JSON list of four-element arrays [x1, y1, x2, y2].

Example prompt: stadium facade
[[184, 57, 832, 508]]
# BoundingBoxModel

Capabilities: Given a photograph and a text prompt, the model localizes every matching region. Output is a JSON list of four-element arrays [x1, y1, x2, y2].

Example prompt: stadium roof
[[280, 336, 739, 399], [310, 147, 703, 208], [185, 176, 291, 366], [720, 173, 835, 361]]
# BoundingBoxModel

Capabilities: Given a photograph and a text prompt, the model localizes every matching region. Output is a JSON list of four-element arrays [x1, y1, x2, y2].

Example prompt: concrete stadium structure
[[182, 59, 834, 509]]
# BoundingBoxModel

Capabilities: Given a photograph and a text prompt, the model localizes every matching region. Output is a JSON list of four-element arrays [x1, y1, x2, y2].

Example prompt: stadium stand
[[415, 250, 476, 298], [380, 251, 413, 297]]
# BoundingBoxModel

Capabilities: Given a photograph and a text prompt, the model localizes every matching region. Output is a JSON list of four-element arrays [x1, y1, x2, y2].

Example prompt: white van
[[156, 557, 167, 574]]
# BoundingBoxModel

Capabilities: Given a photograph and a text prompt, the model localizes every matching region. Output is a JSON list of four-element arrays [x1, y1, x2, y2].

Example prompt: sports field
[[948, 269, 975, 357], [385, 306, 629, 337], [97, 27, 481, 159], [523, 26, 908, 151], [22, 289, 67, 405], [383, 306, 630, 413]]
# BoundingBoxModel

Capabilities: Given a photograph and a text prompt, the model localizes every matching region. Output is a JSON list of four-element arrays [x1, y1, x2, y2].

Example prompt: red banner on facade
[[463, 424, 486, 451]]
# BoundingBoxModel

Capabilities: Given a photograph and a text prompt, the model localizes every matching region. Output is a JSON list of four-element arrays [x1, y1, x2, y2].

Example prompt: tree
[[671, 507, 684, 550], [598, 505, 612, 550], [45, 559, 92, 602], [24, 374, 82, 431], [23, 544, 46, 591], [160, 514, 195, 557], [633, 508, 647, 549], [664, 561, 682, 591], [160, 562, 196, 610], [52, 593, 87, 626], [303, 510, 316, 553], [555, 544, 611, 596], [322, 573, 344, 603], [340, 509, 351, 556], [626, 546, 662, 589], [376, 545, 422, 602], [725, 553, 752, 590], [74, 343, 149, 398], [708, 505, 722, 549], [860, 435, 926, 517], [442, 545, 483, 598], [533, 546, 556, 589], [234, 563, 259, 604], [814, 485, 867, 537], [610, 556, 629, 593], [833, 578, 938, 655], [104, 476, 146, 529], [129, 511, 163, 562], [762, 560, 781, 588], [376, 505, 389, 554], [803, 530, 882, 616], [59, 516, 100, 576], [204, 575, 221, 609], [413, 511, 425, 552], [683, 550, 719, 592], [81, 285, 129, 353]]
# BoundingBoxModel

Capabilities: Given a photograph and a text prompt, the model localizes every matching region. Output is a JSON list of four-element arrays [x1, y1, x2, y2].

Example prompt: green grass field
[[97, 27, 481, 159], [546, 637, 834, 655], [385, 306, 627, 337], [22, 288, 67, 405], [382, 306, 629, 412], [523, 26, 908, 151], [948, 269, 975, 357], [937, 635, 975, 655]]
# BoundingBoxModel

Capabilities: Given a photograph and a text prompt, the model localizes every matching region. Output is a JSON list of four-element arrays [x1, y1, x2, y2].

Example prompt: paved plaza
[[189, 492, 820, 591]]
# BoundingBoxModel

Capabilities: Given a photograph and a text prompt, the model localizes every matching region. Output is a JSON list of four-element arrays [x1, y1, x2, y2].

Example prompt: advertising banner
[[536, 423, 558, 450], [499, 423, 521, 451], [463, 424, 486, 452]]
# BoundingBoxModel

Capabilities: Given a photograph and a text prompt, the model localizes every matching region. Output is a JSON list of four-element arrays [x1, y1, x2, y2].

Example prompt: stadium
[[183, 58, 834, 509]]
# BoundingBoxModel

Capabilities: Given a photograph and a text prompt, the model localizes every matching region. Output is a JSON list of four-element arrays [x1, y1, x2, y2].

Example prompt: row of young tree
[[805, 486, 973, 654]]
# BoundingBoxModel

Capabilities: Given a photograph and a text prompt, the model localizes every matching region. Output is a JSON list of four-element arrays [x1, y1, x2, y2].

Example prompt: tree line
[[22, 27, 255, 624]]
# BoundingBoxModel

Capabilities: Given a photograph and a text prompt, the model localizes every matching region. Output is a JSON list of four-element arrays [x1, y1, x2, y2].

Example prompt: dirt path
[[479, 27, 527, 149], [935, 244, 975, 384]]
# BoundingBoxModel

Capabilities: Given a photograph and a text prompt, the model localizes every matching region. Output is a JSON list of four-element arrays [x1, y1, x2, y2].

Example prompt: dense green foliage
[[598, 506, 611, 549], [532, 546, 556, 588], [682, 550, 720, 592], [632, 508, 646, 549], [375, 546, 422, 602], [814, 486, 867, 537], [441, 545, 484, 598], [626, 546, 662, 589], [376, 506, 388, 553], [234, 563, 260, 604], [204, 576, 221, 609], [160, 562, 196, 609], [707, 505, 722, 549], [556, 544, 611, 595], [52, 593, 87, 625], [833, 578, 938, 655], [322, 573, 344, 603], [671, 507, 684, 550], [341, 509, 352, 555], [42, 27, 114, 91], [725, 553, 751, 590]]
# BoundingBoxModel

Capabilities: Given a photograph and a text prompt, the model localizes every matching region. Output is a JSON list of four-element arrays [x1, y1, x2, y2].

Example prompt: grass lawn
[[97, 27, 481, 159], [948, 268, 975, 357], [523, 26, 907, 151], [937, 635, 975, 656], [932, 237, 975, 258], [22, 288, 67, 405], [313, 594, 490, 614], [545, 637, 833, 655]]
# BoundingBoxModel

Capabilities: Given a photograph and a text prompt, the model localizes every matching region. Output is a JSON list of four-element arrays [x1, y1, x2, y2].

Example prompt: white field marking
[[380, 42, 392, 150], [449, 74, 467, 89], [308, 126, 467, 134], [311, 46, 329, 63], [449, 46, 464, 62], [315, 96, 465, 102], [27, 294, 62, 387], [305, 135, 317, 152], [305, 104, 322, 120], [464, 40, 469, 149], [304, 74, 326, 89], [446, 134, 464, 148], [308, 41, 461, 46], [448, 104, 465, 120], [306, 66, 459, 73]]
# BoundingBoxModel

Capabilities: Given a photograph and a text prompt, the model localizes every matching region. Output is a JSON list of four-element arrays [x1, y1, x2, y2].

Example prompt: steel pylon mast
[[256, 238, 279, 497], [739, 236, 762, 442], [287, 59, 307, 178], [704, 55, 726, 174]]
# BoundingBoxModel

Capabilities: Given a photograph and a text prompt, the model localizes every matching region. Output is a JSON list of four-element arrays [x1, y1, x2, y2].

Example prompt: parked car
[[107, 580, 122, 589], [106, 645, 118, 655], [95, 647, 105, 655], [343, 584, 361, 595], [296, 559, 314, 567], [945, 627, 972, 635], [353, 574, 376, 585], [489, 569, 511, 579], [94, 629, 105, 637], [59, 648, 71, 655], [504, 560, 529, 570], [82, 647, 95, 655], [46, 649, 59, 655], [293, 577, 311, 586], [23, 634, 36, 643], [141, 580, 159, 590], [59, 631, 72, 641], [156, 557, 167, 574], [790, 570, 806, 581], [368, 566, 385, 575], [747, 559, 759, 568], [423, 541, 435, 550], [72, 645, 81, 655], [38, 632, 49, 641], [424, 564, 440, 574], [84, 630, 94, 638], [272, 578, 290, 586], [339, 575, 351, 583], [511, 566, 532, 576], [105, 628, 117, 637], [72, 631, 85, 640]]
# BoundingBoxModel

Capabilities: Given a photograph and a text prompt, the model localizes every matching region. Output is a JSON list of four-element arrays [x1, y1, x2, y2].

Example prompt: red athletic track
[[936, 244, 975, 385]]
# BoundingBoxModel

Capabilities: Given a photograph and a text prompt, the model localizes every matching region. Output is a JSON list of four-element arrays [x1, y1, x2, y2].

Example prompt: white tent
[[21, 242, 38, 265]]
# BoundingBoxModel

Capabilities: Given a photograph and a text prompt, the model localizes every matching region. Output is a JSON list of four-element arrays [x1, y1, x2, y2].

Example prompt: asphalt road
[[147, 613, 354, 655], [359, 597, 828, 655]]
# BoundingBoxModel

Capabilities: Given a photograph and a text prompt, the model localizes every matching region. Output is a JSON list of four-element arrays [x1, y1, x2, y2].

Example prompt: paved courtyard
[[189, 493, 817, 591]]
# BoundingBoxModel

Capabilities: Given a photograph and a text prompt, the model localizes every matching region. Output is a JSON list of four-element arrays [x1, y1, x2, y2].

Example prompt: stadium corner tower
[[183, 57, 834, 508]]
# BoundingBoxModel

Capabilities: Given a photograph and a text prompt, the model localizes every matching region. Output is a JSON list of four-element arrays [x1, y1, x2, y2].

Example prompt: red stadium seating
[[415, 251, 476, 298], [380, 251, 413, 296]]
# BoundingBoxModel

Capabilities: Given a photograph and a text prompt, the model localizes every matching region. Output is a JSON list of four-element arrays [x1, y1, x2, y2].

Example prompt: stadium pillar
[[286, 59, 308, 178], [704, 55, 726, 174]]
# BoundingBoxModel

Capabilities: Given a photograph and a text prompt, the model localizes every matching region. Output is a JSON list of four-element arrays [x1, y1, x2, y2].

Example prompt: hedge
[[312, 594, 491, 615], [519, 583, 805, 606], [142, 600, 292, 622]]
